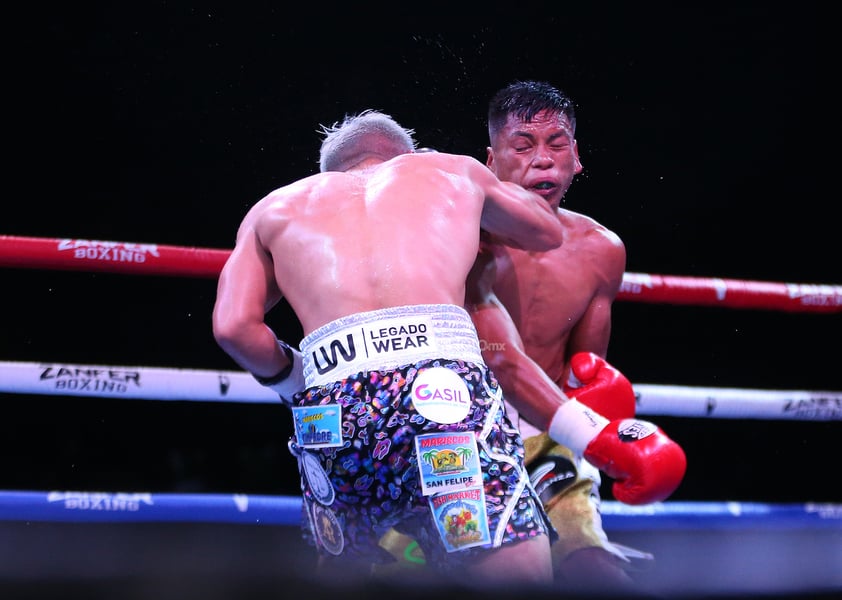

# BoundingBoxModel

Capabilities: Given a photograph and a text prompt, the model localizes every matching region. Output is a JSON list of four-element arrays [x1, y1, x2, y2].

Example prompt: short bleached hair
[[318, 109, 417, 173]]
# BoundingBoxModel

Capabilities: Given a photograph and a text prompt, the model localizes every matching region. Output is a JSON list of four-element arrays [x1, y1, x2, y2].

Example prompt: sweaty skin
[[213, 141, 564, 583], [377, 107, 632, 587], [476, 215, 625, 420], [375, 90, 661, 591], [213, 150, 564, 380], [470, 107, 636, 588], [472, 108, 626, 431]]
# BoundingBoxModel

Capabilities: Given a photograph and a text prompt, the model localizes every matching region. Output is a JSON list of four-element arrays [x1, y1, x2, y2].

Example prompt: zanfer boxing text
[[58, 239, 160, 264], [47, 491, 153, 512], [39, 367, 141, 383], [40, 366, 141, 393]]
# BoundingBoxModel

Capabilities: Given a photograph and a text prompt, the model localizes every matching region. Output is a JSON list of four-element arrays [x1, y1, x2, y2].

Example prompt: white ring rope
[[1, 360, 839, 421]]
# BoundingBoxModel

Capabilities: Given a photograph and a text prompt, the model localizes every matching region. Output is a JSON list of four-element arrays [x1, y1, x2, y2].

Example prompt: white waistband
[[300, 304, 484, 387]]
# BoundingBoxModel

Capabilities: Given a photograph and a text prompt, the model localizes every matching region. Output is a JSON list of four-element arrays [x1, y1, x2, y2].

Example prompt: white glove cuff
[[253, 341, 305, 405], [548, 398, 610, 456]]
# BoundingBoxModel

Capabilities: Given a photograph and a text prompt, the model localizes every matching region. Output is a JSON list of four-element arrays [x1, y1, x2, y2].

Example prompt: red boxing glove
[[548, 400, 686, 505], [583, 418, 687, 505], [563, 352, 636, 421]]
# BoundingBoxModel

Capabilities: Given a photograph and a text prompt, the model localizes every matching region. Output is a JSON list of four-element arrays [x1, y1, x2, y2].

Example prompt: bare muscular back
[[241, 152, 559, 336]]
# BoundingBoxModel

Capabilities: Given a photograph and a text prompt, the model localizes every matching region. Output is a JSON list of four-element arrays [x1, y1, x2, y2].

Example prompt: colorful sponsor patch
[[301, 451, 335, 506], [414, 431, 482, 496], [428, 487, 491, 552], [292, 404, 343, 448], [410, 366, 471, 424], [312, 504, 344, 556]]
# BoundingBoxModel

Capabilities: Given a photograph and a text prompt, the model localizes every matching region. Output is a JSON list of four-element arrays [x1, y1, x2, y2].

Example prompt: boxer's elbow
[[212, 310, 246, 353]]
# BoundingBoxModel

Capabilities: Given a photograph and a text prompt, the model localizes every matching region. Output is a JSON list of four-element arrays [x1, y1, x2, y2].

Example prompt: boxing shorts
[[288, 304, 555, 572]]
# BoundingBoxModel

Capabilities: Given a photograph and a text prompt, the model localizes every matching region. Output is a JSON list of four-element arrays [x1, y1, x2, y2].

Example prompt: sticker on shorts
[[292, 404, 343, 448], [429, 487, 491, 552], [301, 451, 335, 506], [410, 366, 471, 424], [414, 431, 482, 496], [312, 504, 344, 556]]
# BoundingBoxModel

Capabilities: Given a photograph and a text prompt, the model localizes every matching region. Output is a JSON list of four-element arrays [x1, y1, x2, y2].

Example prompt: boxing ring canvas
[[0, 235, 840, 598]]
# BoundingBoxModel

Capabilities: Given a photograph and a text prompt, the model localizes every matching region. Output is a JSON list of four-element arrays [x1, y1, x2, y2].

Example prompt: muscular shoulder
[[561, 209, 623, 251], [387, 151, 489, 180], [558, 208, 626, 279], [235, 173, 330, 235], [258, 173, 341, 212]]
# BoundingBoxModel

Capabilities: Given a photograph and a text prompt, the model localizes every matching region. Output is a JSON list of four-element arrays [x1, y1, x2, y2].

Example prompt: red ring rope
[[2, 235, 840, 313], [618, 272, 841, 313], [0, 235, 228, 279]]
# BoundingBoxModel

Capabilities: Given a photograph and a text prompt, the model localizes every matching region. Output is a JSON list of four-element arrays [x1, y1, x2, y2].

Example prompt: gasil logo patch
[[411, 367, 471, 424]]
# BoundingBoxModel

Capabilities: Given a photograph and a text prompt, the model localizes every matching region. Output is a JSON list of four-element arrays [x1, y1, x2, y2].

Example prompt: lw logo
[[313, 334, 357, 375]]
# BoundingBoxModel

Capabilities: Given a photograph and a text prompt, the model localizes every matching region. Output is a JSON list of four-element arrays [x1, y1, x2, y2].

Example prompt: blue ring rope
[[0, 490, 839, 531]]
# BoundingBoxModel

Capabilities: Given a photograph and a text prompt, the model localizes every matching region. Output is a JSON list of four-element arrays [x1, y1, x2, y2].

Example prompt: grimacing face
[[487, 109, 582, 209]]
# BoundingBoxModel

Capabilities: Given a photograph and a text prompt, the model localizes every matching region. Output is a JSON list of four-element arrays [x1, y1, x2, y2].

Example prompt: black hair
[[487, 80, 576, 140]]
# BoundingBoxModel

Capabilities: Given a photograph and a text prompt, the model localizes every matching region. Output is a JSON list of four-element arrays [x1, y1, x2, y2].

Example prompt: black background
[[2, 3, 839, 504]]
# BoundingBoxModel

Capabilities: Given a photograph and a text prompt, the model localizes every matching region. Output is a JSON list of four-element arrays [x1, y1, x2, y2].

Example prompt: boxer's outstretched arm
[[466, 156, 565, 252], [469, 292, 567, 428]]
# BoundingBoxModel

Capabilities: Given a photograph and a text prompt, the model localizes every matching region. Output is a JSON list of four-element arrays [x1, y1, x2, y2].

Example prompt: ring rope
[[2, 235, 840, 313], [2, 238, 840, 546], [0, 234, 228, 279], [1, 360, 839, 421], [0, 490, 838, 531]]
